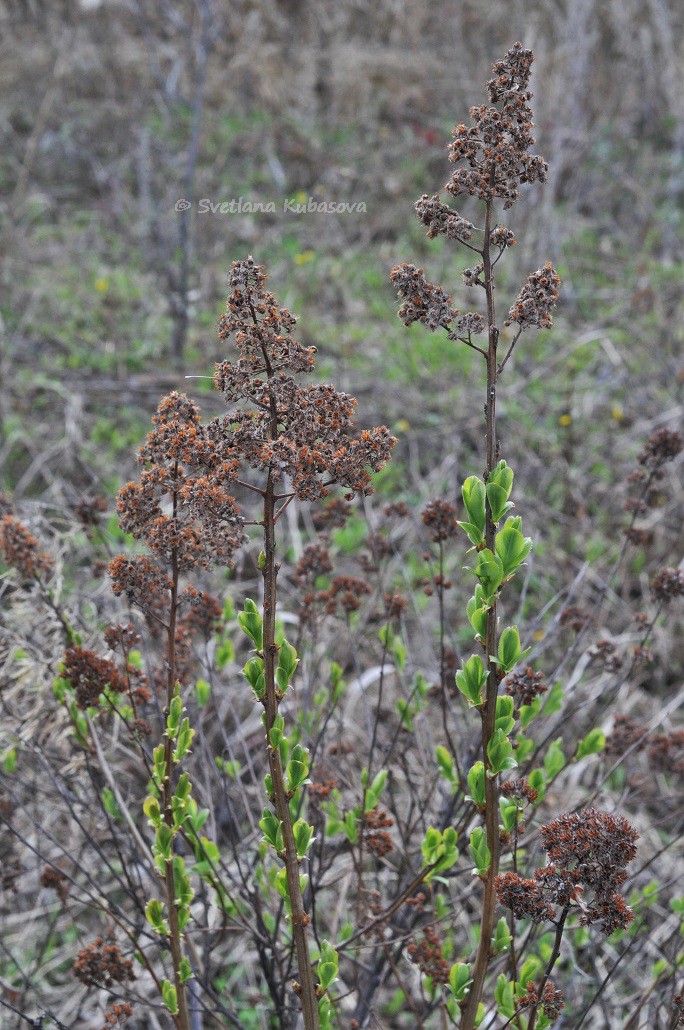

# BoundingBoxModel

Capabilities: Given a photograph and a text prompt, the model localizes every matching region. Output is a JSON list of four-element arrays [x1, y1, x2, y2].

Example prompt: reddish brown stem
[[261, 472, 319, 1028], [461, 195, 502, 1029]]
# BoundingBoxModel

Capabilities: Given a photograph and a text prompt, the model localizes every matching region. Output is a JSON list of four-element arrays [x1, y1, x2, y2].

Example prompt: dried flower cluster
[[389, 263, 458, 333], [115, 391, 244, 575], [422, 498, 459, 542], [62, 646, 126, 711], [505, 261, 561, 330], [518, 980, 565, 1020], [73, 932, 134, 989], [414, 194, 474, 241], [504, 666, 548, 709], [445, 42, 548, 208], [213, 258, 394, 500], [407, 925, 451, 985], [651, 566, 684, 605], [637, 428, 682, 473], [496, 808, 638, 935], [0, 515, 54, 581]]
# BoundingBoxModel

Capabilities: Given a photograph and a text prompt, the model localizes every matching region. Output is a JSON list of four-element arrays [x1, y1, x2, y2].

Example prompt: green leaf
[[449, 962, 472, 1002], [472, 548, 504, 601], [276, 639, 298, 694], [493, 917, 512, 954], [469, 827, 491, 876], [541, 681, 563, 716], [495, 625, 530, 675], [459, 476, 486, 546], [455, 654, 488, 707], [143, 795, 162, 827], [260, 809, 284, 853], [196, 678, 211, 707], [242, 656, 265, 700], [317, 940, 339, 993], [166, 694, 183, 737], [576, 728, 606, 760], [544, 738, 566, 780], [173, 718, 195, 762], [145, 898, 168, 935], [161, 979, 178, 1015], [466, 588, 489, 640], [237, 598, 263, 650], [487, 729, 517, 776], [1, 747, 17, 773], [421, 826, 459, 877], [494, 517, 533, 580], [467, 761, 486, 808], [528, 767, 546, 801], [179, 957, 193, 983], [494, 694, 515, 736], [292, 819, 315, 860], [101, 788, 122, 821], [486, 461, 515, 523], [365, 769, 388, 812], [435, 745, 456, 784], [495, 973, 516, 1018], [285, 744, 310, 795], [269, 713, 285, 750]]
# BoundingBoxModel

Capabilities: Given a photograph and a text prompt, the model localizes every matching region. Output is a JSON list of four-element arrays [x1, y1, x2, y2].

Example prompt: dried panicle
[[490, 225, 516, 248], [62, 647, 126, 711], [179, 588, 223, 638], [623, 526, 653, 547], [518, 980, 565, 1021], [0, 515, 54, 581], [407, 926, 451, 985], [75, 496, 107, 529], [504, 666, 547, 709], [541, 809, 638, 884], [216, 257, 314, 374], [102, 1002, 133, 1028], [103, 623, 141, 654], [313, 498, 352, 531], [358, 532, 392, 573], [461, 262, 484, 287], [214, 267, 395, 501], [414, 193, 475, 241], [455, 311, 486, 337], [73, 932, 134, 989], [445, 42, 548, 209], [648, 730, 684, 777], [651, 566, 684, 605], [389, 263, 458, 332], [605, 715, 649, 758], [364, 807, 395, 858], [591, 639, 624, 673], [40, 866, 69, 902], [497, 809, 638, 935], [422, 498, 459, 542], [325, 576, 372, 616], [384, 592, 407, 622], [505, 261, 560, 330], [638, 428, 682, 471], [383, 501, 410, 520], [115, 392, 245, 572], [495, 872, 555, 923], [108, 555, 172, 619], [559, 604, 588, 632], [500, 777, 539, 805], [295, 542, 334, 586]]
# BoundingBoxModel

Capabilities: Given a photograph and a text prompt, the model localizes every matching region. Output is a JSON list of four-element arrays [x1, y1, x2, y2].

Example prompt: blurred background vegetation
[[0, 0, 681, 641]]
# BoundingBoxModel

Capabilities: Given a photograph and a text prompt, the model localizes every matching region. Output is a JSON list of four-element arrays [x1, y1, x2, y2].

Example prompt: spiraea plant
[[111, 258, 394, 1028], [1, 41, 682, 1030], [391, 42, 637, 1029]]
